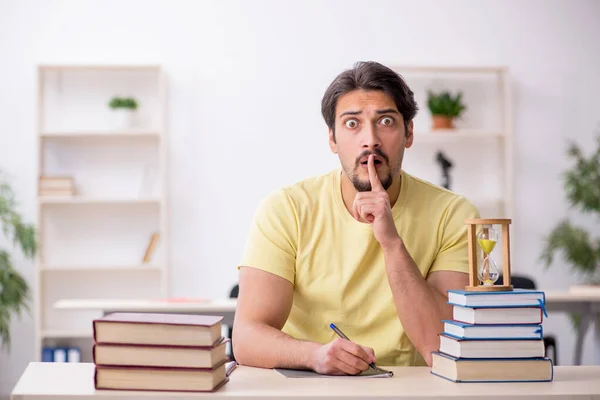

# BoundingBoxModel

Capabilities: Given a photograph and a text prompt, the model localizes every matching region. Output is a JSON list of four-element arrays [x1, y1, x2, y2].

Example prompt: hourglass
[[465, 218, 514, 292]]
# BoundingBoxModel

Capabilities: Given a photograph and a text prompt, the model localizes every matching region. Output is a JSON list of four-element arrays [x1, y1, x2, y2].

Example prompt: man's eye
[[380, 117, 394, 126], [345, 119, 358, 129]]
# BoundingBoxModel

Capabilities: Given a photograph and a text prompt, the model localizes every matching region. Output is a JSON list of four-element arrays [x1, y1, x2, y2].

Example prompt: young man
[[232, 61, 479, 375]]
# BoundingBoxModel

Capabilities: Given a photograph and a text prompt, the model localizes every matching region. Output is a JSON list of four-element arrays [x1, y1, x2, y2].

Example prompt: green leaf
[[0, 171, 35, 350], [426, 90, 467, 118]]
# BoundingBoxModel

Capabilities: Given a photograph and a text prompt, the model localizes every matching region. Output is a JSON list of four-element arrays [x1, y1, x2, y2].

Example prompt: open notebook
[[275, 366, 393, 378]]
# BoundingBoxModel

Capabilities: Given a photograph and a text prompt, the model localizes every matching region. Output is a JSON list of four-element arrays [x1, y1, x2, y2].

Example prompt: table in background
[[545, 290, 600, 365], [53, 298, 237, 326], [10, 362, 600, 400], [54, 290, 600, 365]]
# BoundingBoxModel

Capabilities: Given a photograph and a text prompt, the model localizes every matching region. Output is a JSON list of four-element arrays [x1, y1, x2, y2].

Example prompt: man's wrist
[[380, 236, 404, 253], [305, 341, 322, 371]]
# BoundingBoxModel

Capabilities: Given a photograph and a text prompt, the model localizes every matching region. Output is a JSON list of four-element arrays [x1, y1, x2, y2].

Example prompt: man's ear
[[405, 120, 414, 149], [328, 129, 338, 154]]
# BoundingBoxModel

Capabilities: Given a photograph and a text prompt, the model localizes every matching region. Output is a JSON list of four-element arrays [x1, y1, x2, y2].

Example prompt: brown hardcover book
[[93, 313, 223, 347], [93, 337, 229, 369], [94, 360, 228, 392]]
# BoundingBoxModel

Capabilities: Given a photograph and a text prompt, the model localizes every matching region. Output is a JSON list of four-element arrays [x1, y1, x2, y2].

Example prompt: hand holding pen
[[329, 323, 393, 377], [310, 325, 377, 375]]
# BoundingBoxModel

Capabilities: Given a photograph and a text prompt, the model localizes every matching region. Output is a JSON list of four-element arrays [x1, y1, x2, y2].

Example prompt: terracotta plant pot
[[431, 115, 454, 130]]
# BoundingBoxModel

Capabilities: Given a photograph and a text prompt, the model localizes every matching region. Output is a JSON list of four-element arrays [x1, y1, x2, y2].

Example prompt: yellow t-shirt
[[238, 168, 479, 366]]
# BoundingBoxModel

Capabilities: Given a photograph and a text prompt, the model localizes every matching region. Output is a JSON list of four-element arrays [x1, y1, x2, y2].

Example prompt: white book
[[439, 334, 546, 359], [453, 305, 543, 325], [443, 320, 543, 339]]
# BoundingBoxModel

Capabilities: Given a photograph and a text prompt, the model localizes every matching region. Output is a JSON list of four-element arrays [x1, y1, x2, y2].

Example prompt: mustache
[[355, 149, 389, 168]]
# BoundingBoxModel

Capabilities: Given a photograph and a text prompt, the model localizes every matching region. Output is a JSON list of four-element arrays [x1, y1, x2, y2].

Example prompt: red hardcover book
[[93, 313, 224, 347]]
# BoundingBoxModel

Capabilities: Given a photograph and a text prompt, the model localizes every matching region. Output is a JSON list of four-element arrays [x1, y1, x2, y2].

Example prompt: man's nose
[[362, 124, 382, 149]]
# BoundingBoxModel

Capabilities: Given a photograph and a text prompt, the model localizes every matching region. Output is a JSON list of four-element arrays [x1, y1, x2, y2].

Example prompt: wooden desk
[[10, 362, 600, 400]]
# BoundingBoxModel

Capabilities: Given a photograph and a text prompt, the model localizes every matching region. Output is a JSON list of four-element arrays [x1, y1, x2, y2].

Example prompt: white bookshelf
[[34, 65, 169, 362], [392, 65, 513, 266]]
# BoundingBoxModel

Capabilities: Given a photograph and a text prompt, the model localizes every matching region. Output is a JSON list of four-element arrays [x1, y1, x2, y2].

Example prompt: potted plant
[[540, 134, 600, 290], [108, 96, 138, 129], [0, 172, 36, 351], [426, 90, 467, 130]]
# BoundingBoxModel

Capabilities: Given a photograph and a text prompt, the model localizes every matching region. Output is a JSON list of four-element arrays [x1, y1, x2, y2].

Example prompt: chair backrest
[[498, 274, 537, 290]]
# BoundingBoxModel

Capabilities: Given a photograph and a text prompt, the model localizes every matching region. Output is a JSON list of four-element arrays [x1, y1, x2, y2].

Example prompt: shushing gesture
[[352, 154, 401, 248]]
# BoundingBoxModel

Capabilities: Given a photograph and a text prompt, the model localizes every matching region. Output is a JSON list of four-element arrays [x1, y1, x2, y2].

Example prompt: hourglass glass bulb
[[477, 225, 499, 286]]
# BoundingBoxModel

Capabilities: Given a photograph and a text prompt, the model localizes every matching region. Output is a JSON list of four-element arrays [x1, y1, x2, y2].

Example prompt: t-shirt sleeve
[[428, 196, 480, 275], [237, 189, 298, 285]]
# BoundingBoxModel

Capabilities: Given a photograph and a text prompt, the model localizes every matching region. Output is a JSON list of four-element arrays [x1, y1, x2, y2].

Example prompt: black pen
[[329, 323, 393, 376]]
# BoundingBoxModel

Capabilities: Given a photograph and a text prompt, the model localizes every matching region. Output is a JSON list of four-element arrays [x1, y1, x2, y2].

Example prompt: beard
[[348, 148, 394, 192]]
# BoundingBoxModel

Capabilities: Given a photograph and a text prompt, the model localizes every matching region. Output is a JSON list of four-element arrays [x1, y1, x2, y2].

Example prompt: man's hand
[[352, 154, 401, 249], [311, 338, 376, 375]]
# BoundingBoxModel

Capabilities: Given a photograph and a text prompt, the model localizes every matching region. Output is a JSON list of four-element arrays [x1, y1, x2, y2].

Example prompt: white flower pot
[[111, 109, 136, 130]]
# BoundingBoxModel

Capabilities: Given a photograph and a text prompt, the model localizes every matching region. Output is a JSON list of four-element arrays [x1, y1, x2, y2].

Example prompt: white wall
[[1, 0, 599, 395]]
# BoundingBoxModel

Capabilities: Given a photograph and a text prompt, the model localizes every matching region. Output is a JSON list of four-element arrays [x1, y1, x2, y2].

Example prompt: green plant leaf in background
[[108, 96, 138, 110], [426, 90, 467, 118], [0, 172, 36, 351], [540, 133, 600, 331]]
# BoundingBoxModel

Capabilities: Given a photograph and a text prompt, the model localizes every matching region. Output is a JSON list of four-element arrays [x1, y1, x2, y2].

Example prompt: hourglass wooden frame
[[465, 218, 514, 292]]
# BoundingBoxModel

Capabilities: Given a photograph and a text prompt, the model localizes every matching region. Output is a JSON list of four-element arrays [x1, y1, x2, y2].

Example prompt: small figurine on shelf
[[435, 151, 453, 190], [108, 96, 138, 130], [465, 218, 513, 292]]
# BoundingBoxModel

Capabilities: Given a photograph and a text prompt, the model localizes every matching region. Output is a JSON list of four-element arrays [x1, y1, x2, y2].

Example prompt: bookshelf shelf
[[40, 265, 163, 272], [39, 197, 161, 205], [41, 131, 161, 139], [35, 64, 169, 362], [41, 329, 93, 338], [413, 130, 504, 143]]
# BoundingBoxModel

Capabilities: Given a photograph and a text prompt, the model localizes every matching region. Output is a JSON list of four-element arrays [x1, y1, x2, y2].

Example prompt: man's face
[[329, 90, 413, 192]]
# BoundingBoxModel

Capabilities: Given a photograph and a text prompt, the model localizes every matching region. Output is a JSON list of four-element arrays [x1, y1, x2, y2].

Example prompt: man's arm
[[380, 244, 468, 366], [353, 155, 472, 366], [232, 266, 375, 375]]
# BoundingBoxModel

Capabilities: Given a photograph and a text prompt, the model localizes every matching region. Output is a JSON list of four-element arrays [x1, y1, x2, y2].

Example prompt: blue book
[[442, 319, 543, 340], [447, 288, 545, 308], [431, 351, 554, 383]]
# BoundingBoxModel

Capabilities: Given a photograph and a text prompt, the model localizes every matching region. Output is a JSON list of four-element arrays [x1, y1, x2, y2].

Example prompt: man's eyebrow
[[376, 108, 399, 114], [339, 110, 362, 117]]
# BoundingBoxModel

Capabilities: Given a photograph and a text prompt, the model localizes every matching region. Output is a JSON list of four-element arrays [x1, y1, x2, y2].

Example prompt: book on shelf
[[431, 288, 553, 383], [142, 232, 160, 263], [92, 312, 230, 392], [39, 175, 76, 196], [41, 346, 81, 363], [93, 312, 224, 347]]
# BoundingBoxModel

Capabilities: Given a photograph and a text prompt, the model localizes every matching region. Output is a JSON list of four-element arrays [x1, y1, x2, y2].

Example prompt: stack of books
[[92, 312, 230, 392], [431, 288, 554, 383], [39, 176, 75, 197]]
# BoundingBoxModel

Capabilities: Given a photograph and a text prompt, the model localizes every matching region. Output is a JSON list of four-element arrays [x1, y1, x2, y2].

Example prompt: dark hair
[[321, 61, 418, 141]]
